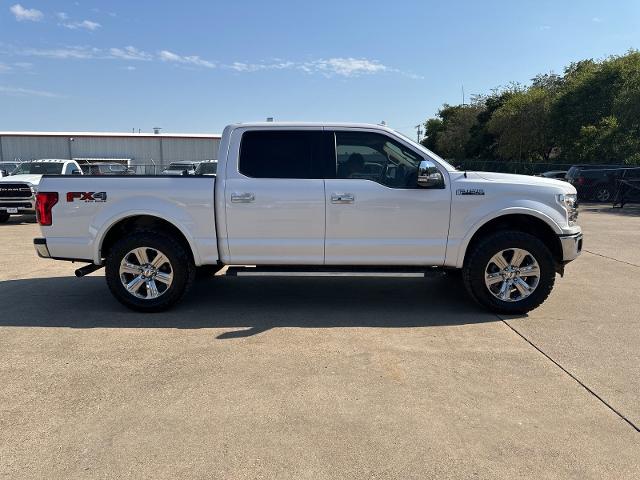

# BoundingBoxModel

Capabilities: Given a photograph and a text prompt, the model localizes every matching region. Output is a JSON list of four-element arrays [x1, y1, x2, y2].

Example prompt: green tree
[[421, 117, 443, 152], [487, 87, 555, 161], [421, 103, 483, 160], [550, 52, 640, 163], [419, 50, 640, 166]]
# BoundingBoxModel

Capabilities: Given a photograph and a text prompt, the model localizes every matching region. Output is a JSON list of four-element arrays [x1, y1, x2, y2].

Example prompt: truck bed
[[37, 175, 218, 265]]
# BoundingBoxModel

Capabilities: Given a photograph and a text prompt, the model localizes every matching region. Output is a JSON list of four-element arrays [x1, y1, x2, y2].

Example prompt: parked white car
[[161, 162, 200, 175], [0, 159, 82, 222], [33, 123, 582, 313]]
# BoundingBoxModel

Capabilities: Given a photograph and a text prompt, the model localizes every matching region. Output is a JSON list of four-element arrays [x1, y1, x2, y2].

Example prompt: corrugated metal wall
[[0, 135, 220, 166], [1, 136, 70, 161], [161, 138, 219, 163], [71, 137, 162, 164]]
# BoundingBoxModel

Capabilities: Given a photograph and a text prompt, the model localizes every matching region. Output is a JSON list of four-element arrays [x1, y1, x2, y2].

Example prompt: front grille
[[0, 183, 32, 198]]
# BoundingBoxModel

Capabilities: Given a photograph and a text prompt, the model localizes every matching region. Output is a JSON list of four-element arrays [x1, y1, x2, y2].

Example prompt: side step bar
[[224, 265, 445, 277]]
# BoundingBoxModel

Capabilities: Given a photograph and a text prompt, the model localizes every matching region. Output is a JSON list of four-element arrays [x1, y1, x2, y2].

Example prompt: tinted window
[[240, 130, 324, 179], [197, 162, 217, 175], [334, 131, 423, 188]]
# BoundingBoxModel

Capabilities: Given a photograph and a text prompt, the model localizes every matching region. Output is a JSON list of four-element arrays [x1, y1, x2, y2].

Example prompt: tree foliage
[[421, 50, 640, 165]]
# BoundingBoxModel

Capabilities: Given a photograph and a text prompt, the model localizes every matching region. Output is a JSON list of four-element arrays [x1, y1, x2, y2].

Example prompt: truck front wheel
[[462, 231, 555, 314], [105, 231, 195, 312]]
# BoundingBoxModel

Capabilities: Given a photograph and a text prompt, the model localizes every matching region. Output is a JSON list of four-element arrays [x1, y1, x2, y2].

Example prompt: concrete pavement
[[0, 208, 638, 479]]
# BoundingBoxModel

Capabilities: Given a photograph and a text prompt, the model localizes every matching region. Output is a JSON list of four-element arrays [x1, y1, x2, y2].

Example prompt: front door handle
[[231, 192, 255, 203], [331, 193, 355, 204]]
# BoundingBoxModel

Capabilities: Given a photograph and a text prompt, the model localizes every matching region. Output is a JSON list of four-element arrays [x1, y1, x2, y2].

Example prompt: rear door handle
[[231, 192, 255, 203], [331, 193, 355, 204]]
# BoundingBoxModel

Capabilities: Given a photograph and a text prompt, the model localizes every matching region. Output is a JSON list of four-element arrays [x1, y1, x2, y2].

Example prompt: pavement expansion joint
[[498, 315, 640, 434], [583, 250, 640, 268]]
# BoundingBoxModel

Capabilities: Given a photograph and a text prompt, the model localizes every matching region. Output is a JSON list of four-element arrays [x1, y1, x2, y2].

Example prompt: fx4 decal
[[67, 192, 107, 202], [456, 188, 485, 196]]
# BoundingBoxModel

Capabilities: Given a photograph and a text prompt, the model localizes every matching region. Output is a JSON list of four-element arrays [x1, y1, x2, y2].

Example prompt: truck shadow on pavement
[[0, 274, 504, 338]]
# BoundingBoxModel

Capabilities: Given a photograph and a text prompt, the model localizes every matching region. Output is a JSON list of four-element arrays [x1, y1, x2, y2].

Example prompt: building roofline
[[0, 131, 221, 139]]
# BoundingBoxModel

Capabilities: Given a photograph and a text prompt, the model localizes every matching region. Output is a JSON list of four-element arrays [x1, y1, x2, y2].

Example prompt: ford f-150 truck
[[32, 123, 582, 313]]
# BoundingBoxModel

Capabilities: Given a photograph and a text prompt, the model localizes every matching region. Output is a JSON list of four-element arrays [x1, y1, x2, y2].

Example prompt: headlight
[[557, 193, 578, 225]]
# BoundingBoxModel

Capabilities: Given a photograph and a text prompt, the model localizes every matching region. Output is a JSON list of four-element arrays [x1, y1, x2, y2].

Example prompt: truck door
[[224, 129, 328, 264], [324, 130, 451, 265]]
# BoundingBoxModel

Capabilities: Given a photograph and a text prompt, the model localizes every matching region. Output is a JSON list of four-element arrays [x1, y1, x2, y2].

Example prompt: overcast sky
[[1, 0, 639, 137]]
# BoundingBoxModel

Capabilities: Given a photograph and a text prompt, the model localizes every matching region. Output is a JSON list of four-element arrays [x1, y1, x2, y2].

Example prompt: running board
[[224, 265, 445, 277]]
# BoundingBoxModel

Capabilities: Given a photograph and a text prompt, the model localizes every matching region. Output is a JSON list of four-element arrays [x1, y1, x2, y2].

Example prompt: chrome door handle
[[231, 192, 255, 203], [331, 193, 355, 204]]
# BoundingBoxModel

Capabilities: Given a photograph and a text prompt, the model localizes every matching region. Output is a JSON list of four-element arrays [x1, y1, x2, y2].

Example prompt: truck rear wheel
[[105, 231, 195, 312], [462, 231, 555, 314]]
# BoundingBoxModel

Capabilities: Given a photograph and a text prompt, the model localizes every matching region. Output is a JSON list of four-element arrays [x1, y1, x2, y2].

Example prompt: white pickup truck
[[33, 123, 582, 313], [0, 159, 83, 223]]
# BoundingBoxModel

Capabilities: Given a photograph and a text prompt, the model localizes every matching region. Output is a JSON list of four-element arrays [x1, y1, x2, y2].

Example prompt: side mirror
[[417, 160, 444, 188]]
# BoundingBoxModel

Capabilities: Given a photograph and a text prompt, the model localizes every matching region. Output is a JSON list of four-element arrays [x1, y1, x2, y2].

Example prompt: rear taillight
[[36, 192, 58, 226]]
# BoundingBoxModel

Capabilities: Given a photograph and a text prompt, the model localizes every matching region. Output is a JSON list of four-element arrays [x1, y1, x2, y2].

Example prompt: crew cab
[[33, 123, 583, 313], [0, 159, 82, 223]]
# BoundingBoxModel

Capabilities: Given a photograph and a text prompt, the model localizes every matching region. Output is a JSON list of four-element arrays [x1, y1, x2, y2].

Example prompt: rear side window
[[239, 130, 325, 179], [566, 166, 580, 180]]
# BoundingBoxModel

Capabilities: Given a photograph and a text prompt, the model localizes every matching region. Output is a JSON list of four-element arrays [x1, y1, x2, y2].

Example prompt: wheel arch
[[459, 212, 563, 268], [98, 214, 197, 266]]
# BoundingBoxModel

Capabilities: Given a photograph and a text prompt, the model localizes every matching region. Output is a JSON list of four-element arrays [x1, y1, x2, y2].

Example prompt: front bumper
[[0, 199, 35, 213], [559, 232, 583, 262], [34, 238, 51, 258]]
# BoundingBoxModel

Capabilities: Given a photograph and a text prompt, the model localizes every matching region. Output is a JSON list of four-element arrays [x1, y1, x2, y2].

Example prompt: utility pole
[[415, 124, 423, 143], [462, 83, 465, 106]]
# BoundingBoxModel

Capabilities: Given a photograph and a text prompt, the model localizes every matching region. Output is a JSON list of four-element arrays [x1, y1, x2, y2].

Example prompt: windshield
[[12, 162, 64, 175], [0, 163, 18, 172]]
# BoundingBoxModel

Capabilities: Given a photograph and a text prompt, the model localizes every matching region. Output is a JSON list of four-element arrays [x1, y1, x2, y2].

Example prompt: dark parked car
[[566, 164, 640, 202], [80, 163, 134, 175], [537, 170, 567, 180]]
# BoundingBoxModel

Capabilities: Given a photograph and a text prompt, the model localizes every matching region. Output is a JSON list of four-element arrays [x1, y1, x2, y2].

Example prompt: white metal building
[[0, 131, 221, 171]]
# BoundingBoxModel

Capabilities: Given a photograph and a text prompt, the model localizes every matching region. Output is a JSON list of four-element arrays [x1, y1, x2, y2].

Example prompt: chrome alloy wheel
[[119, 247, 174, 300], [484, 248, 540, 302]]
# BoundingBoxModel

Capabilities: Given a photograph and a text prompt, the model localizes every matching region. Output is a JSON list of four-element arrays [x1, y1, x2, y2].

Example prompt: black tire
[[442, 268, 463, 280], [0, 212, 10, 223], [462, 231, 555, 315], [592, 185, 612, 202], [590, 184, 613, 203], [105, 231, 195, 312], [195, 264, 224, 279]]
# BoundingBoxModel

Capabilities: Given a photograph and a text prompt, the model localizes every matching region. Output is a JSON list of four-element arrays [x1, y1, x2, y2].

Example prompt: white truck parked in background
[[0, 159, 83, 223], [33, 123, 582, 313]]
